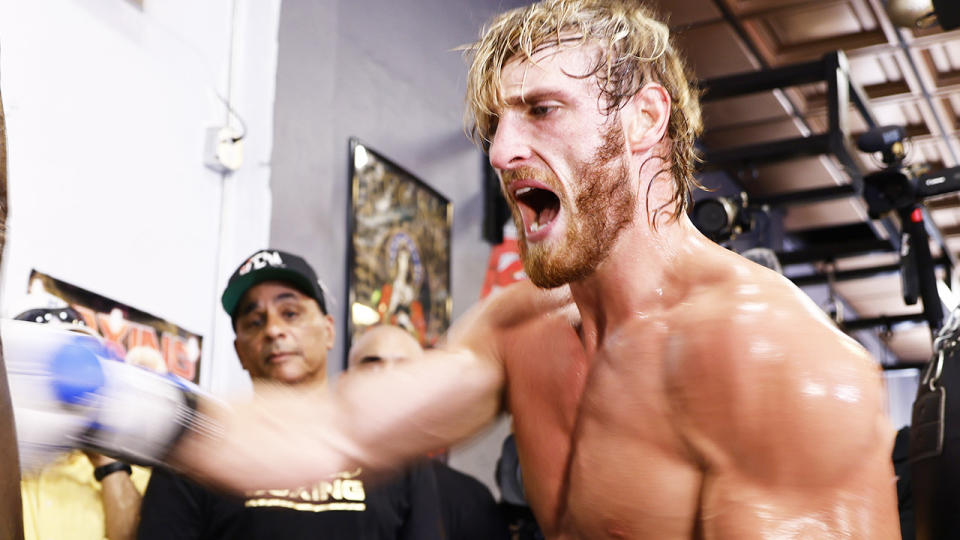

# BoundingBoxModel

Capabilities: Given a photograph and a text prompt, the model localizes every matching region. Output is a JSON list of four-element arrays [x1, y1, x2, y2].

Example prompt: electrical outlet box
[[204, 127, 244, 173]]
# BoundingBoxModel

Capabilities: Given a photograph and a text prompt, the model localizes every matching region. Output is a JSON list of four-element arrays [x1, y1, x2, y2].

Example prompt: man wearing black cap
[[220, 249, 333, 389], [138, 249, 448, 539]]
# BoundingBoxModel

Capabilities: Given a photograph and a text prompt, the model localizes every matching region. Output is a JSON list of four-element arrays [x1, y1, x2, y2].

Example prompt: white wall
[[885, 368, 921, 429], [0, 0, 281, 397]]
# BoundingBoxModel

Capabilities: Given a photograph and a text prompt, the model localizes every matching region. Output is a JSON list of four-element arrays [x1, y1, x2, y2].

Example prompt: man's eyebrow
[[272, 292, 299, 303], [237, 292, 300, 318], [504, 89, 569, 106], [238, 300, 261, 318]]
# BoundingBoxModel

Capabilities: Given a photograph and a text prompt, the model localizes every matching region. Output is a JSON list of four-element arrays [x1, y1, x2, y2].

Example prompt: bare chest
[[505, 320, 702, 539]]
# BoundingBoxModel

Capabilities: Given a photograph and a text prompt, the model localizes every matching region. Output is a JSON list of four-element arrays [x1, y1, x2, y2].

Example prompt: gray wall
[[270, 0, 530, 493]]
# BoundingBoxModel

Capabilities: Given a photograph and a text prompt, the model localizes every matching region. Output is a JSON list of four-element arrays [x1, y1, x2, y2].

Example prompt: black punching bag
[[911, 315, 960, 540]]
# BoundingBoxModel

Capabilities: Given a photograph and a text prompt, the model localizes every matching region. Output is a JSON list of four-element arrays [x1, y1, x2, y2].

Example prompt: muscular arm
[[671, 282, 900, 538], [172, 300, 507, 493]]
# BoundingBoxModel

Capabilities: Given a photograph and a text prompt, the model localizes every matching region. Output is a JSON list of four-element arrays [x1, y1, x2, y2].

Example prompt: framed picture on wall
[[345, 138, 453, 366], [25, 270, 203, 384]]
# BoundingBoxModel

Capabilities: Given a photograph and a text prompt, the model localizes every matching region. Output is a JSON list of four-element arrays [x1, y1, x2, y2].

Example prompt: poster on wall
[[346, 138, 452, 365], [480, 222, 527, 299], [25, 270, 202, 384]]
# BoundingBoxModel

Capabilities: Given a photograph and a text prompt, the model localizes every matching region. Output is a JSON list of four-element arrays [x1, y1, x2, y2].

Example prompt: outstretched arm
[[172, 305, 506, 493]]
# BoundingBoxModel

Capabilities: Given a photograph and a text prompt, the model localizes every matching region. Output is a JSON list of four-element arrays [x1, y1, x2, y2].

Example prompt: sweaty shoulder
[[446, 280, 575, 348], [665, 254, 890, 484]]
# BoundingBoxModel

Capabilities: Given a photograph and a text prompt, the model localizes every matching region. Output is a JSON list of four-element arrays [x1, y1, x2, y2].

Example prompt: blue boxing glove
[[3, 319, 206, 470]]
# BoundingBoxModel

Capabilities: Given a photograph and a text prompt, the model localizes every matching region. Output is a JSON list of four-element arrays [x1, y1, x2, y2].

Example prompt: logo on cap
[[239, 250, 284, 276]]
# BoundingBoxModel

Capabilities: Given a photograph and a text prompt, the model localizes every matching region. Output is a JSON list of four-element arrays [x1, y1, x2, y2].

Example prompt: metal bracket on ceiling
[[698, 50, 902, 253]]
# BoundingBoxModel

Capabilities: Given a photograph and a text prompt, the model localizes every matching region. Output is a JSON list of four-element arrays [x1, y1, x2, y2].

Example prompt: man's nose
[[488, 115, 532, 171], [264, 312, 288, 339]]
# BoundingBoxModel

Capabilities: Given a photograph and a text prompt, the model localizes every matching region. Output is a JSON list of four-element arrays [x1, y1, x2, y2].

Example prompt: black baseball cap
[[221, 249, 327, 319]]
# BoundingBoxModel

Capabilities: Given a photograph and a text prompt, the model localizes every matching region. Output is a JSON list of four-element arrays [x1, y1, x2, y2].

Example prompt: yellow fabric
[[21, 450, 151, 540]]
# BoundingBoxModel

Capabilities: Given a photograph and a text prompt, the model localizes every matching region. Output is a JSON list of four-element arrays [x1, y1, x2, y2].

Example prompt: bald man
[[346, 324, 509, 540], [348, 324, 426, 371]]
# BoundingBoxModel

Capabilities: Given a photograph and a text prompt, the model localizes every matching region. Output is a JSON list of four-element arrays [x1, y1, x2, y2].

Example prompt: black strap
[[93, 461, 132, 482]]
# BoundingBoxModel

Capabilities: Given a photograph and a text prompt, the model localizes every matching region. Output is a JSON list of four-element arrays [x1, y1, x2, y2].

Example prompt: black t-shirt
[[137, 461, 507, 540], [137, 465, 443, 540], [429, 461, 509, 540]]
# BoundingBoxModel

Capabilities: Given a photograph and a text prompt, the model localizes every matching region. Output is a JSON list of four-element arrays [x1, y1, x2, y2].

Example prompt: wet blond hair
[[464, 0, 704, 216]]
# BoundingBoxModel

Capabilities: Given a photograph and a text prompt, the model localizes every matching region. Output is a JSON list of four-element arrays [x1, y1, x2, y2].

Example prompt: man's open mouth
[[513, 185, 561, 235]]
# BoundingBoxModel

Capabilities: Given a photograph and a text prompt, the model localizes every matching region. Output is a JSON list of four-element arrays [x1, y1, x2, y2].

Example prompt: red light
[[912, 207, 924, 223]]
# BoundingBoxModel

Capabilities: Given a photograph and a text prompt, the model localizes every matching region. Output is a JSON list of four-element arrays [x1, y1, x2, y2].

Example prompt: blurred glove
[[3, 319, 203, 470]]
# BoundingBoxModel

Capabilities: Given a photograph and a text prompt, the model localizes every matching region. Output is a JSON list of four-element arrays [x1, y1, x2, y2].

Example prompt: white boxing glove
[[3, 319, 206, 470]]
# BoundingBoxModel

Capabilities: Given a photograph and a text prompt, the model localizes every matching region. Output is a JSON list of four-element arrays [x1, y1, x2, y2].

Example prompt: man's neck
[[298, 377, 328, 393], [568, 213, 702, 353], [257, 375, 328, 394]]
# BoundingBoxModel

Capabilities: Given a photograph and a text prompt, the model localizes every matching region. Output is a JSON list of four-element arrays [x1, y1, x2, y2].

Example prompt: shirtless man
[[345, 324, 510, 540], [173, 1, 900, 537]]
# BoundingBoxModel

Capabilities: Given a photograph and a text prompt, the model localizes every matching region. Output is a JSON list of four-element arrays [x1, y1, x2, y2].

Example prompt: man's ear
[[233, 338, 250, 373], [323, 314, 336, 350], [625, 83, 670, 153]]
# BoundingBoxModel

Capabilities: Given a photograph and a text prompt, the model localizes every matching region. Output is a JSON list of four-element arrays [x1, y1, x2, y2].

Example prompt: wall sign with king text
[[27, 270, 202, 383]]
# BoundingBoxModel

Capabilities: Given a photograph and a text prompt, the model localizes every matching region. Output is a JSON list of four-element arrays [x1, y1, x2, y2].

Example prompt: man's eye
[[242, 318, 263, 330], [283, 310, 299, 319], [530, 105, 555, 117]]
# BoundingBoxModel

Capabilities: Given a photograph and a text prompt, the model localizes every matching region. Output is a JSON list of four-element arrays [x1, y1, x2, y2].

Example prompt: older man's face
[[347, 325, 423, 371], [233, 281, 334, 386]]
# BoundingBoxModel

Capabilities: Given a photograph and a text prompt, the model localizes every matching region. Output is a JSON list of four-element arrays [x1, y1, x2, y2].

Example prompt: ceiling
[[650, 0, 960, 363]]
